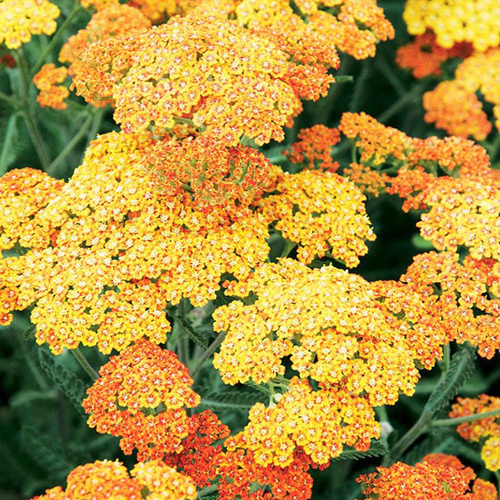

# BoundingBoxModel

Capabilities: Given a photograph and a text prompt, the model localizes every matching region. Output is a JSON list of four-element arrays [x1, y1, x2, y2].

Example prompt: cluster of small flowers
[[450, 395, 500, 472], [0, 0, 60, 50], [33, 64, 69, 110], [396, 31, 473, 79], [358, 454, 497, 499], [213, 258, 457, 465], [403, 0, 500, 51], [32, 460, 197, 500]]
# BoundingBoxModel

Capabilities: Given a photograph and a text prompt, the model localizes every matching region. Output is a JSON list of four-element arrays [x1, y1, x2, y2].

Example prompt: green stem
[[0, 90, 18, 107], [47, 112, 94, 175], [198, 484, 219, 497], [0, 113, 19, 173], [84, 106, 106, 149], [71, 348, 98, 380], [440, 344, 450, 376], [375, 56, 407, 97], [13, 51, 51, 170], [190, 331, 226, 379], [30, 4, 84, 78], [377, 81, 428, 124], [383, 410, 432, 465], [432, 408, 500, 427]]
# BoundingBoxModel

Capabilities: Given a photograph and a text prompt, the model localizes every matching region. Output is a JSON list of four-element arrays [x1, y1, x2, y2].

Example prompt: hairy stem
[[71, 348, 98, 380]]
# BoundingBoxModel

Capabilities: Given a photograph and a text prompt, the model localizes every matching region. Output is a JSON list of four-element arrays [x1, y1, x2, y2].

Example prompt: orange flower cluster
[[402, 252, 500, 359], [423, 81, 491, 141], [83, 340, 200, 460], [147, 136, 282, 221], [260, 170, 375, 266], [303, 0, 395, 60], [450, 395, 500, 472], [74, 15, 305, 146], [358, 454, 497, 499], [32, 459, 196, 499], [59, 4, 152, 67], [217, 448, 313, 500], [396, 32, 473, 79], [0, 131, 276, 353], [0, 0, 60, 49], [285, 125, 341, 171], [165, 410, 230, 488], [403, 0, 500, 52], [339, 112, 415, 166], [33, 64, 69, 110], [343, 162, 389, 197]]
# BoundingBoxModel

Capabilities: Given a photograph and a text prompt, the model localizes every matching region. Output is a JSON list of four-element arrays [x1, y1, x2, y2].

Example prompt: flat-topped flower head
[[358, 454, 495, 499], [31, 460, 196, 500], [285, 125, 341, 171], [84, 340, 200, 459], [227, 378, 380, 467], [403, 0, 500, 51], [259, 169, 375, 266], [59, 4, 152, 67], [450, 395, 500, 472], [0, 0, 60, 50], [423, 81, 491, 141]]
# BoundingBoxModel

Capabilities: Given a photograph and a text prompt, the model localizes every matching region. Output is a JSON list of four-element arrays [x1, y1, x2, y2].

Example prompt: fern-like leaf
[[199, 391, 266, 411], [425, 345, 476, 414], [331, 441, 388, 463], [38, 350, 89, 419]]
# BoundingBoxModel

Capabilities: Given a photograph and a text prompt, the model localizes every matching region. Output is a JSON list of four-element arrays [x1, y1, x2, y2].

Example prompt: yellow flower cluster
[[32, 460, 196, 500], [0, 168, 64, 252], [0, 131, 274, 354], [454, 48, 500, 133], [215, 258, 448, 392], [450, 395, 500, 472], [32, 63, 69, 110], [417, 177, 500, 261], [227, 378, 380, 467], [0, 0, 60, 50], [260, 170, 375, 266], [403, 0, 500, 51]]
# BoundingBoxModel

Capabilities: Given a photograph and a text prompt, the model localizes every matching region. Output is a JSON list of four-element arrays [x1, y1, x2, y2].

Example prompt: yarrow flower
[[450, 395, 500, 472], [423, 81, 491, 141], [403, 0, 500, 51], [402, 252, 500, 359], [33, 64, 69, 110], [260, 169, 375, 266], [285, 124, 341, 171], [83, 340, 200, 460], [396, 31, 473, 79], [0, 131, 275, 353], [0, 0, 60, 50], [31, 459, 196, 499], [358, 454, 497, 499], [213, 259, 453, 465]]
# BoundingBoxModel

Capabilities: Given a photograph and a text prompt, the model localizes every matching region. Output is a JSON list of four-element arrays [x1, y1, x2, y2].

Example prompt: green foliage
[[38, 349, 89, 419], [425, 345, 477, 414], [331, 441, 389, 463]]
